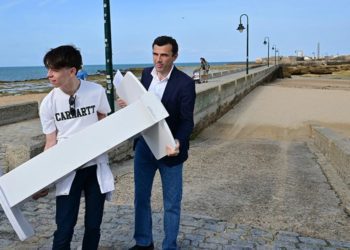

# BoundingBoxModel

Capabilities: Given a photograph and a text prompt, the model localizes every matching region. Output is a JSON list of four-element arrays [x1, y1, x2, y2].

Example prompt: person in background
[[77, 66, 88, 80], [33, 45, 114, 250], [200, 57, 210, 83], [118, 35, 196, 250]]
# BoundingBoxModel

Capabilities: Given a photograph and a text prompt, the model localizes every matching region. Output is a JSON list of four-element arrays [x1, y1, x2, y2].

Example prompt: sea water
[[0, 62, 239, 82], [0, 62, 240, 95]]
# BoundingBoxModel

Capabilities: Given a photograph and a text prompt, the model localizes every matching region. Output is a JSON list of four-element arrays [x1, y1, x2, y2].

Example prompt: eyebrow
[[153, 52, 170, 56]]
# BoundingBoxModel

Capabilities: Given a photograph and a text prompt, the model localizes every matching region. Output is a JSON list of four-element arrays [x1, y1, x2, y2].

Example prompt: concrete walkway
[[1, 74, 350, 249]]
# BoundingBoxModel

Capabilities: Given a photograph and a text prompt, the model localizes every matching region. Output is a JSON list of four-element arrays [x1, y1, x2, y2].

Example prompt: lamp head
[[237, 23, 245, 33], [263, 40, 267, 45]]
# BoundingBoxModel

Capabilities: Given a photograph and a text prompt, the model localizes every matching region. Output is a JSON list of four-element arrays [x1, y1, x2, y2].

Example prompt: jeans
[[52, 165, 106, 250], [134, 139, 183, 250]]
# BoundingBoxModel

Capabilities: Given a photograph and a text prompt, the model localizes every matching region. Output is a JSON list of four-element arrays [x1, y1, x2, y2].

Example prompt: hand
[[117, 98, 127, 108], [32, 188, 49, 200], [166, 139, 180, 157]]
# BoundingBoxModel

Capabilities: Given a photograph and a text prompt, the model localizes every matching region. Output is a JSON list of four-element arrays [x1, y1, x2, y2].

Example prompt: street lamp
[[103, 0, 114, 113], [272, 45, 277, 65], [237, 14, 249, 74], [263, 36, 270, 67]]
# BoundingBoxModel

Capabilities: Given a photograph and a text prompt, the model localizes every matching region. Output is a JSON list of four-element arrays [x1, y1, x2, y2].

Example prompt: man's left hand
[[166, 139, 180, 157]]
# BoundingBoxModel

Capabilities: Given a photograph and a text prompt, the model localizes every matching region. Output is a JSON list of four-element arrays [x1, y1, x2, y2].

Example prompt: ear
[[173, 53, 178, 61], [70, 67, 77, 76]]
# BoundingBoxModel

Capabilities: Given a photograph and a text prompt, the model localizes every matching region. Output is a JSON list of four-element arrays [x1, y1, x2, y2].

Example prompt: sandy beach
[[199, 75, 350, 140], [0, 93, 47, 106]]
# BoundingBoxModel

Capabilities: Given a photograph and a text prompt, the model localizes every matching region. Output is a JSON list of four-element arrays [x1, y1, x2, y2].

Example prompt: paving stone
[[205, 236, 229, 245], [251, 228, 274, 240], [273, 240, 298, 250], [321, 247, 337, 250], [275, 234, 300, 243], [277, 231, 300, 237], [297, 243, 323, 250], [327, 240, 350, 248], [298, 236, 327, 246], [198, 242, 223, 249], [183, 233, 206, 242]]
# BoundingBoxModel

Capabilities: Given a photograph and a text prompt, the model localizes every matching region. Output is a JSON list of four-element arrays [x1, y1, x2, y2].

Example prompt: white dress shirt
[[148, 66, 174, 100]]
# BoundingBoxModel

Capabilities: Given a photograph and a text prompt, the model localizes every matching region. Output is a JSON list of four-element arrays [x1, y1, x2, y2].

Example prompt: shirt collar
[[151, 65, 174, 81]]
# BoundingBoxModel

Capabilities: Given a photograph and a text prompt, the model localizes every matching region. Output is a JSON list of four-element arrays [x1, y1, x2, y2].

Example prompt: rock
[[281, 62, 350, 77], [309, 67, 332, 74]]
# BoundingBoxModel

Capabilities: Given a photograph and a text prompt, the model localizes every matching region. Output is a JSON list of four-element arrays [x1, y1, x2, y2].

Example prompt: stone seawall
[[0, 66, 279, 172], [0, 101, 38, 126], [193, 66, 278, 136], [311, 125, 350, 213]]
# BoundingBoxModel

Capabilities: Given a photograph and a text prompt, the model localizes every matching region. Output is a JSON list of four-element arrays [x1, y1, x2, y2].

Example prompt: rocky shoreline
[[0, 64, 246, 97], [281, 61, 350, 78], [1, 61, 349, 97]]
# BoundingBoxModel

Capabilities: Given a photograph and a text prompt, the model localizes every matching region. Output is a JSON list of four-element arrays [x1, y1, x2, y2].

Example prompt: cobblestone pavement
[[1, 192, 350, 250]]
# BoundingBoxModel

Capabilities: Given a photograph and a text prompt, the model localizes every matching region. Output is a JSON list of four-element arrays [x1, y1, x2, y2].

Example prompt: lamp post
[[103, 0, 114, 113], [237, 14, 249, 74], [272, 45, 277, 65], [263, 36, 270, 67]]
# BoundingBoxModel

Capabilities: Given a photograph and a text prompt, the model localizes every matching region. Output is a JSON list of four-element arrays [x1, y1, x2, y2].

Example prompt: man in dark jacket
[[119, 36, 196, 250]]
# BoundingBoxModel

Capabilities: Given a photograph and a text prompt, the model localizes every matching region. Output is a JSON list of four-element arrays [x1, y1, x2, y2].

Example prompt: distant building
[[255, 58, 263, 64]]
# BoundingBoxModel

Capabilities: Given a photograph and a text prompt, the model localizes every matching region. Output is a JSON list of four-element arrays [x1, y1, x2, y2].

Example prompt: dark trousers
[[52, 165, 106, 250]]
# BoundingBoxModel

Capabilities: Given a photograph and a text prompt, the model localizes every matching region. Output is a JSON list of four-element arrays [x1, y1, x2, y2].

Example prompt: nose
[[155, 55, 162, 62], [47, 69, 53, 78]]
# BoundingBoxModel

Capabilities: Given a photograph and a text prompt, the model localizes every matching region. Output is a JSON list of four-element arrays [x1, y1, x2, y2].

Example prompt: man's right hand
[[117, 98, 127, 108], [32, 188, 49, 200]]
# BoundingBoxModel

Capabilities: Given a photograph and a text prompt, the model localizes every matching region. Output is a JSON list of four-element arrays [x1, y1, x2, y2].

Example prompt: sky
[[0, 0, 349, 67]]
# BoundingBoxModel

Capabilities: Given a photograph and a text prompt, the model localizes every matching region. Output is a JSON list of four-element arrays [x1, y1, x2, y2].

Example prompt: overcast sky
[[0, 0, 349, 66]]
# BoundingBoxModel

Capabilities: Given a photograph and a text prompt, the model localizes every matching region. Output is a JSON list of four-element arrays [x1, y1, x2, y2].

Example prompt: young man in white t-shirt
[[33, 45, 114, 249]]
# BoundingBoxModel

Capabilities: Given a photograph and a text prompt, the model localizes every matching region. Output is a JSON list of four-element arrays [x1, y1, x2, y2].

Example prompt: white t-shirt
[[40, 80, 111, 141], [39, 80, 114, 197]]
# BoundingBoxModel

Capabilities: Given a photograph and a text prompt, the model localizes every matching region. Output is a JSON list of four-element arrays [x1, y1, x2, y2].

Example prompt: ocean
[[0, 62, 236, 82], [0, 62, 244, 95]]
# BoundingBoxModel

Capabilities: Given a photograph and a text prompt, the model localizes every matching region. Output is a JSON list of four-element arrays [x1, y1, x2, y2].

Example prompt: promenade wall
[[193, 66, 278, 136], [0, 101, 38, 126], [0, 66, 279, 172], [311, 125, 350, 213]]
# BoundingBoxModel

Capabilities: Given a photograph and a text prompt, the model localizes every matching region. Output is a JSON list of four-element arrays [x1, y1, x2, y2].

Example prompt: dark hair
[[152, 36, 178, 55], [43, 45, 82, 72]]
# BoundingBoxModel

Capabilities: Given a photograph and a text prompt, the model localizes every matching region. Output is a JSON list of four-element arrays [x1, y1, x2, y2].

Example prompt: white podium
[[0, 72, 175, 240]]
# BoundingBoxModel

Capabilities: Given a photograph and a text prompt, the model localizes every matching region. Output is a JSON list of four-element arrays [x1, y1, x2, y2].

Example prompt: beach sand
[[199, 75, 350, 140], [0, 93, 47, 106]]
